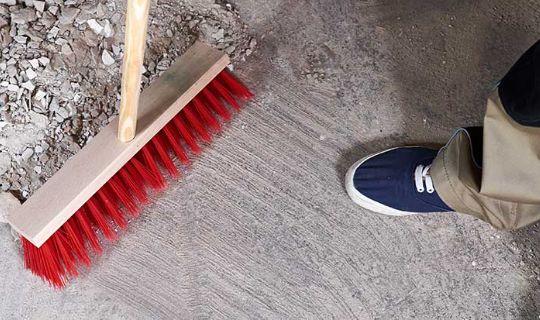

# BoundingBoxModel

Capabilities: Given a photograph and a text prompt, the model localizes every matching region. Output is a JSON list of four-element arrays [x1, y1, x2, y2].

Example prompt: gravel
[[0, 0, 255, 201]]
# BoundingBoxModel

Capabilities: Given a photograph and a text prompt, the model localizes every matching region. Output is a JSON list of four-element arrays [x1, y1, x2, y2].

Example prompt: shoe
[[345, 147, 453, 216]]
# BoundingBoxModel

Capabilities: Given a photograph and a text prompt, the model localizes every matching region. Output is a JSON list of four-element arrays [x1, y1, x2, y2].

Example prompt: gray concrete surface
[[2, 0, 540, 319]]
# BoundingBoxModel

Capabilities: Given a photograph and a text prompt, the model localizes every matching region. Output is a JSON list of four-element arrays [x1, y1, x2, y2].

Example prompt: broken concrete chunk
[[56, 106, 69, 119], [21, 147, 34, 160], [102, 20, 113, 37], [34, 1, 45, 13], [28, 59, 39, 69], [26, 68, 37, 80], [37, 56, 50, 66], [13, 35, 27, 44], [11, 8, 37, 24], [58, 7, 80, 25], [87, 19, 103, 34], [48, 26, 60, 38], [33, 89, 46, 100], [21, 81, 36, 91], [48, 5, 58, 16], [101, 49, 114, 66]]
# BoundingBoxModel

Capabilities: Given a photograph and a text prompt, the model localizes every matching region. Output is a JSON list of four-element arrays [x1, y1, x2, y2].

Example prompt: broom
[[7, 0, 252, 287]]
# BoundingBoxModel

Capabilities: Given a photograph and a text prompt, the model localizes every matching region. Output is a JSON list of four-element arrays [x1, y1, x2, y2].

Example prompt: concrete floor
[[2, 0, 540, 318]]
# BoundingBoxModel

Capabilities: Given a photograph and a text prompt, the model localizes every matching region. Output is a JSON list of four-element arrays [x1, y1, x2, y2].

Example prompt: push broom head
[[8, 42, 253, 288]]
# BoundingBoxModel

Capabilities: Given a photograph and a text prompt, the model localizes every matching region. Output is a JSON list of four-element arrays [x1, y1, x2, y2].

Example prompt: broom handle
[[118, 0, 151, 142]]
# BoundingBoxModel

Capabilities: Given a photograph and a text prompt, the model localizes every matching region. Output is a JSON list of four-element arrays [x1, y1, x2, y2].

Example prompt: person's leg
[[346, 39, 540, 230]]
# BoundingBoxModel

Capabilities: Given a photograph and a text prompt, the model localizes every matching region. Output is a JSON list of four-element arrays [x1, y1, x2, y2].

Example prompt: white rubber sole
[[345, 147, 420, 216]]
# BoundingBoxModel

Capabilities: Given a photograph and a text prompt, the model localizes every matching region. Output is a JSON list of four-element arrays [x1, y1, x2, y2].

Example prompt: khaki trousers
[[431, 91, 540, 230], [430, 39, 540, 230]]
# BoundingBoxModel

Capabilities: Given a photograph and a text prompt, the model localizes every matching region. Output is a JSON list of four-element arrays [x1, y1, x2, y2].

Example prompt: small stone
[[34, 166, 42, 174], [87, 19, 103, 34], [34, 90, 46, 101], [48, 26, 60, 38], [28, 59, 39, 69], [13, 35, 27, 44], [249, 38, 257, 49], [61, 43, 73, 55], [48, 5, 59, 15], [21, 81, 35, 91], [0, 183, 10, 192], [26, 68, 37, 80], [212, 28, 225, 41], [55, 38, 68, 46], [7, 84, 18, 92], [34, 145, 43, 153], [111, 44, 121, 56], [34, 1, 45, 12], [101, 49, 115, 66], [0, 0, 16, 5], [56, 106, 69, 119], [58, 7, 80, 25], [225, 45, 235, 54], [102, 19, 113, 37], [49, 97, 59, 112], [11, 8, 37, 24], [38, 57, 50, 66], [21, 148, 34, 160]]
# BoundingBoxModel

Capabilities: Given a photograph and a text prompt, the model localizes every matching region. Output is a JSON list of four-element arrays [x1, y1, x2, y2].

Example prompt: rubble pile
[[0, 0, 255, 199]]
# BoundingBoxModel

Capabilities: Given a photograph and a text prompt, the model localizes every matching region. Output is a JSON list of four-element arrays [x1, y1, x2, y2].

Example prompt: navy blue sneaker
[[345, 147, 453, 215]]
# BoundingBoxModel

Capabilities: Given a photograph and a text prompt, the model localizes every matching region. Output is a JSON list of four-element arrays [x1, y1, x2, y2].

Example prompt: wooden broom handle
[[118, 0, 151, 142]]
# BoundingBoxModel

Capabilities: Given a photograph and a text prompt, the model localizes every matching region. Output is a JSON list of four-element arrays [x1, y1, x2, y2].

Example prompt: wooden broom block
[[8, 42, 230, 247]]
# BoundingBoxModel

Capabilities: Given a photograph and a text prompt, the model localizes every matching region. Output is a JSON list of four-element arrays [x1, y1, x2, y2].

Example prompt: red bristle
[[129, 157, 162, 192], [172, 116, 201, 154], [22, 238, 37, 274], [40, 240, 65, 288], [152, 135, 179, 177], [210, 78, 241, 110], [140, 145, 167, 189], [62, 219, 91, 266], [163, 124, 190, 164], [75, 208, 102, 254], [108, 176, 139, 216], [181, 106, 212, 142], [85, 198, 117, 241], [192, 96, 221, 131], [218, 69, 253, 100], [120, 164, 149, 203], [52, 232, 77, 277], [201, 87, 232, 120], [97, 189, 128, 229]]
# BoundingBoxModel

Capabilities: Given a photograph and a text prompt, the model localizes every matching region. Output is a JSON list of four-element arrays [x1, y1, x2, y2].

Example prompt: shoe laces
[[414, 164, 434, 193]]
